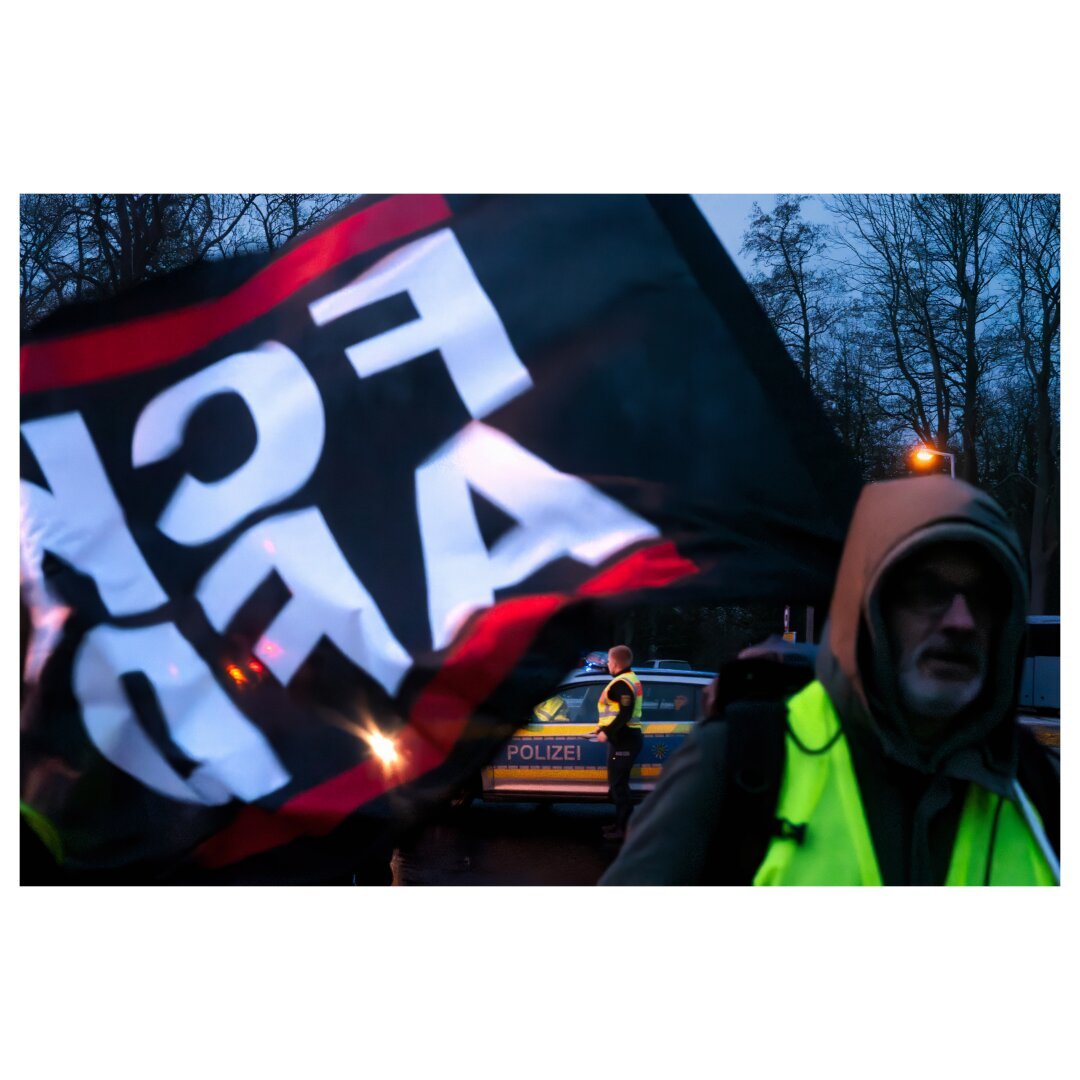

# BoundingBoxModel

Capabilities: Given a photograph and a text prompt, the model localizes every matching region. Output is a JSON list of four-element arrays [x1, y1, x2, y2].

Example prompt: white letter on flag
[[21, 412, 169, 617], [195, 508, 412, 695], [416, 422, 659, 650], [308, 228, 533, 419], [132, 341, 326, 546], [73, 621, 291, 805]]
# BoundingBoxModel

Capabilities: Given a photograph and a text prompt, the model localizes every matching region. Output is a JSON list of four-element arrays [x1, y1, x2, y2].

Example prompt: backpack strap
[[697, 657, 814, 884]]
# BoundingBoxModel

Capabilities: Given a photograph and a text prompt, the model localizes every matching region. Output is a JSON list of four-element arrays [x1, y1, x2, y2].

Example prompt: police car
[[477, 661, 716, 801]]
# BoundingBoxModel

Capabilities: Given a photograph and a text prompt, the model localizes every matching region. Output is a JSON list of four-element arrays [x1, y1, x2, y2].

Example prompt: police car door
[[486, 681, 608, 797], [637, 680, 699, 792]]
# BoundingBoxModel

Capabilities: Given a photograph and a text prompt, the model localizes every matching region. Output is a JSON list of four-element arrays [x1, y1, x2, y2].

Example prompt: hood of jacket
[[815, 475, 1029, 779]]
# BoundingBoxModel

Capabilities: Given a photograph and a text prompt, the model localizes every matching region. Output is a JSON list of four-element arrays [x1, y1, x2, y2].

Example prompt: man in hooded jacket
[[600, 476, 1059, 886]]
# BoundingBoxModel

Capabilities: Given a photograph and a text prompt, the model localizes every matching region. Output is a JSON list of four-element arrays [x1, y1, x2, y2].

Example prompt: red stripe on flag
[[20, 195, 453, 395], [578, 540, 699, 596], [193, 593, 563, 869], [193, 540, 699, 871]]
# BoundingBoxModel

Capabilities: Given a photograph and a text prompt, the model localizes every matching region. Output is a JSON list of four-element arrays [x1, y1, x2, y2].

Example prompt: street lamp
[[912, 445, 956, 478]]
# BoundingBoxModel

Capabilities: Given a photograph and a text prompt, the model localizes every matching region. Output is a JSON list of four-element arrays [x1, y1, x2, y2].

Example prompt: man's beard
[[896, 638, 986, 725]]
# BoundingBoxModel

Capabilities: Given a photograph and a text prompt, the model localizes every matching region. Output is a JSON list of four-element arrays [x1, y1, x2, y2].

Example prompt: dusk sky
[[693, 193, 834, 278]]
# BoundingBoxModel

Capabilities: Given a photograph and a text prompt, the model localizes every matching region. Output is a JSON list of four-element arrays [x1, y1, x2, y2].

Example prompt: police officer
[[594, 644, 644, 841]]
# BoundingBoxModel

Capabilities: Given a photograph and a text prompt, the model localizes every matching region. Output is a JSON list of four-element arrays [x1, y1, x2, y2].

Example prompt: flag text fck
[[20, 228, 657, 806]]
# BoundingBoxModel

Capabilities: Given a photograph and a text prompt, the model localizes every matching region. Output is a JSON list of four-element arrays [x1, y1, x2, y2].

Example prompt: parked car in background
[[1018, 616, 1060, 713], [1018, 615, 1060, 749], [478, 665, 716, 802]]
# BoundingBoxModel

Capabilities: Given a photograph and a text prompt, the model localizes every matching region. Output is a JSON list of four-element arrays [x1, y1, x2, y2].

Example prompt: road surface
[[391, 800, 624, 885]]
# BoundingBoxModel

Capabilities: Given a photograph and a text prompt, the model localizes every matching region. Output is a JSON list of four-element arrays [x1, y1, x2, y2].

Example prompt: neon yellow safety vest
[[754, 681, 1057, 886], [598, 671, 644, 730], [533, 695, 569, 723]]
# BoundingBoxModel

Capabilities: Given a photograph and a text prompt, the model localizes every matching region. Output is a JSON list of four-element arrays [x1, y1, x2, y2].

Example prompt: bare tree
[[908, 194, 1006, 483], [828, 194, 953, 455], [243, 194, 355, 252], [19, 193, 354, 332], [742, 195, 836, 385], [815, 304, 908, 480], [1002, 194, 1060, 612], [20, 195, 80, 327], [827, 194, 1009, 484]]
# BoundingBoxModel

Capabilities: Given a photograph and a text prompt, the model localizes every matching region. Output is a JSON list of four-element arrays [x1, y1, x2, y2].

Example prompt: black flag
[[20, 195, 860, 882]]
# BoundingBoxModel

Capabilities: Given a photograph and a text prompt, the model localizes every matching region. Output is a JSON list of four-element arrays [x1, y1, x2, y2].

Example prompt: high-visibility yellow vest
[[533, 695, 568, 723], [753, 681, 1057, 886], [598, 671, 643, 730]]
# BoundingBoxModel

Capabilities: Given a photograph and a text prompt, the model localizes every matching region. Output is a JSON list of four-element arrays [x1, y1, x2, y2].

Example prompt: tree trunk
[[1029, 364, 1059, 613]]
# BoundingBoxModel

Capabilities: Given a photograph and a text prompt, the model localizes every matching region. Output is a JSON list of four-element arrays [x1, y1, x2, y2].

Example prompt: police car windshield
[[551, 680, 703, 723]]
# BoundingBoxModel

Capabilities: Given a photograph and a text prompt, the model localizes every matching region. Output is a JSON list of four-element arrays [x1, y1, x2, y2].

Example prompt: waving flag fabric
[[20, 195, 860, 882]]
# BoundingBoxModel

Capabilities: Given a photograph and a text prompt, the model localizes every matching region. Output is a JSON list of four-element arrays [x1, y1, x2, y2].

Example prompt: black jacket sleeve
[[601, 658, 802, 885], [600, 719, 735, 883]]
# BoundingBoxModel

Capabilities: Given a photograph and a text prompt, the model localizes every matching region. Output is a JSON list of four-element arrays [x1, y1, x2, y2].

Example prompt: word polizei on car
[[467, 661, 716, 803]]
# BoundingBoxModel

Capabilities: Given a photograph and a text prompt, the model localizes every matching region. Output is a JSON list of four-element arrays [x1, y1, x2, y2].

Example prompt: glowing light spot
[[248, 659, 264, 673], [167, 663, 180, 678], [226, 663, 249, 686], [368, 731, 399, 766], [262, 538, 277, 555], [914, 448, 935, 464], [259, 640, 283, 658], [370, 732, 398, 765]]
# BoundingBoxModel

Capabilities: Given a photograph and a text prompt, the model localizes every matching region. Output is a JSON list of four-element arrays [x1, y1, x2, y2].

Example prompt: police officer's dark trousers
[[607, 727, 644, 830]]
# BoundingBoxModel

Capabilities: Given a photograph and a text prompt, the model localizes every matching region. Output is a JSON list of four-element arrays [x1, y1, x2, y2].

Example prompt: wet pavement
[[391, 800, 624, 885]]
